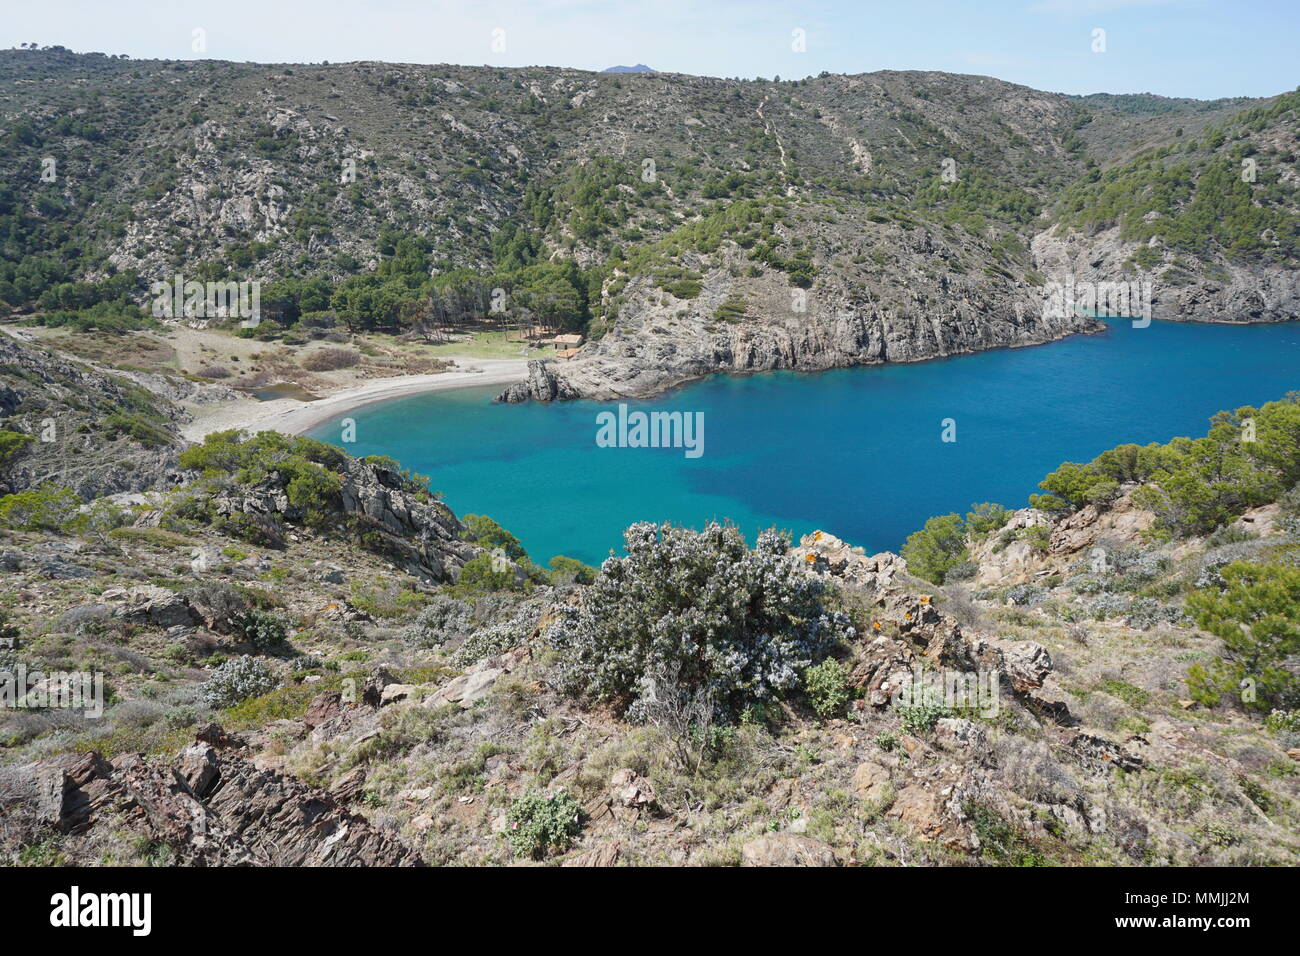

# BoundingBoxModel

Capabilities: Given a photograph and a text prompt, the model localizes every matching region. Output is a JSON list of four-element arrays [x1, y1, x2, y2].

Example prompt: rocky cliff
[[4, 51, 1296, 409], [501, 222, 1102, 401]]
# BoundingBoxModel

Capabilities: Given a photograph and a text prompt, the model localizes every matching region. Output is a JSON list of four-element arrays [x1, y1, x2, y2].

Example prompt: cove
[[307, 319, 1300, 566]]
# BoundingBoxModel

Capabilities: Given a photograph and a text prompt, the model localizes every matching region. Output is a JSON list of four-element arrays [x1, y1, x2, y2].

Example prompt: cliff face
[[501, 217, 1102, 403], [1031, 225, 1300, 324], [2, 52, 1296, 404]]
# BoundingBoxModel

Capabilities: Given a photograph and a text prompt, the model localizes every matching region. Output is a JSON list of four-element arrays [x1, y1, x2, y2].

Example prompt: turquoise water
[[307, 319, 1300, 565]]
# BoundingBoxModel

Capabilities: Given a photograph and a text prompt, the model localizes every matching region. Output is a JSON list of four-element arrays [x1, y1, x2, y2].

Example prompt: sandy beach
[[179, 357, 529, 441]]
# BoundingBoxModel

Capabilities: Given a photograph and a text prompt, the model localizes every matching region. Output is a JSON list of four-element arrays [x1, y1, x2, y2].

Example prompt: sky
[[2, 0, 1296, 100]]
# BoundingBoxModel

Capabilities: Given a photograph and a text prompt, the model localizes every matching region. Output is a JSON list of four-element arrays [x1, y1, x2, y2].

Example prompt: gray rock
[[740, 833, 838, 867]]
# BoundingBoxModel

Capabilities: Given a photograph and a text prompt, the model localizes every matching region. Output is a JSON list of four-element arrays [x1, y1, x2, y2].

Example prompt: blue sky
[[4, 0, 1296, 99]]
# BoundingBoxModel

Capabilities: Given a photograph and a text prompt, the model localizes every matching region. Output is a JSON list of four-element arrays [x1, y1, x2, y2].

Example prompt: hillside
[[0, 328, 1297, 867], [2, 50, 1297, 402]]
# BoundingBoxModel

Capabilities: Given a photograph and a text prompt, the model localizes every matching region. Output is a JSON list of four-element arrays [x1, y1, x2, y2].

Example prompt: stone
[[740, 833, 837, 867], [115, 585, 194, 628], [609, 769, 657, 812], [302, 691, 342, 729], [850, 761, 892, 802], [934, 718, 988, 755], [562, 842, 622, 867], [886, 786, 949, 842], [189, 547, 225, 574], [380, 683, 416, 706]]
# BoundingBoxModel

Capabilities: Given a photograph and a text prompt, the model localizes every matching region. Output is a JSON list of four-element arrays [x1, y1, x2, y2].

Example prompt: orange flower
[[872, 620, 881, 631], [904, 612, 912, 621], [919, 595, 931, 605], [805, 553, 817, 563]]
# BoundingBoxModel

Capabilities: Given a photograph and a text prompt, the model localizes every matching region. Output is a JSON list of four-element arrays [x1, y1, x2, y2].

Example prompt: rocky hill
[[0, 51, 1298, 867], [2, 50, 1296, 402], [0, 333, 1297, 865]]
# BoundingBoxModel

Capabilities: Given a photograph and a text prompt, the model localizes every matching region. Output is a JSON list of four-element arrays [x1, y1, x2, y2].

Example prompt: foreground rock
[[213, 456, 483, 582], [18, 725, 421, 866]]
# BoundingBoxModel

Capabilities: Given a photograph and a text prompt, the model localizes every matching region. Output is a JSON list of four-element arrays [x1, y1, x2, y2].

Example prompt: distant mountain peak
[[602, 64, 654, 73]]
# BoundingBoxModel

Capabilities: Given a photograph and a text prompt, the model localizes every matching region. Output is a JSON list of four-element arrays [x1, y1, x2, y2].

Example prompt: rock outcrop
[[212, 456, 482, 582], [792, 530, 1073, 725], [23, 726, 422, 866], [499, 233, 1102, 403], [1032, 223, 1300, 325]]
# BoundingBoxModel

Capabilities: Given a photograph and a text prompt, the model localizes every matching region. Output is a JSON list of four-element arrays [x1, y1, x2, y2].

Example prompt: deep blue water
[[307, 319, 1300, 565]]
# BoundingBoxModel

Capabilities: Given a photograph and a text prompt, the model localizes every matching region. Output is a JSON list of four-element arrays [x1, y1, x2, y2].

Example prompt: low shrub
[[506, 791, 583, 859], [199, 655, 280, 708], [0, 484, 80, 531], [402, 595, 475, 648], [234, 609, 290, 650], [804, 658, 852, 718], [547, 522, 853, 721], [300, 347, 360, 371]]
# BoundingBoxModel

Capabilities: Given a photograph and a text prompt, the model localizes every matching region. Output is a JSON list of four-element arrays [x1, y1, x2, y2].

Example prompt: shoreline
[[179, 357, 529, 441]]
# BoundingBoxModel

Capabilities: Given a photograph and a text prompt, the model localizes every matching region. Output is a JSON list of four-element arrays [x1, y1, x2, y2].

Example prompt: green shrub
[[0, 430, 34, 468], [506, 791, 583, 859], [804, 658, 852, 718], [964, 502, 1010, 537], [1030, 395, 1300, 538], [455, 553, 521, 593], [199, 656, 280, 708], [1185, 562, 1300, 712], [547, 522, 853, 722], [104, 413, 172, 448], [896, 676, 952, 734], [0, 484, 80, 531], [547, 554, 596, 584], [234, 609, 290, 651], [461, 514, 526, 560], [901, 513, 968, 584]]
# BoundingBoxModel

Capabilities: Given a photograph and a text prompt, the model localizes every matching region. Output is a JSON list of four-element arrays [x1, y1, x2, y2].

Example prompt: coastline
[[179, 357, 529, 441]]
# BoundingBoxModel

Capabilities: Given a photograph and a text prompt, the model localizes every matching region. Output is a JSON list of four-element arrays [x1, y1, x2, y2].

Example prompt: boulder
[[302, 690, 342, 729], [741, 833, 837, 867], [850, 761, 892, 802], [380, 683, 417, 706], [610, 769, 657, 813], [114, 585, 194, 629]]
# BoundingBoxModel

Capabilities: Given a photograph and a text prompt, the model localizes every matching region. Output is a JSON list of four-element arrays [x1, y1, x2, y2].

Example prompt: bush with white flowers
[[199, 655, 280, 709], [547, 522, 854, 721]]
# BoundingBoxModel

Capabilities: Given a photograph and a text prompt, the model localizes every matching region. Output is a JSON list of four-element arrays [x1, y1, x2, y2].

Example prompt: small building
[[552, 333, 584, 350]]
